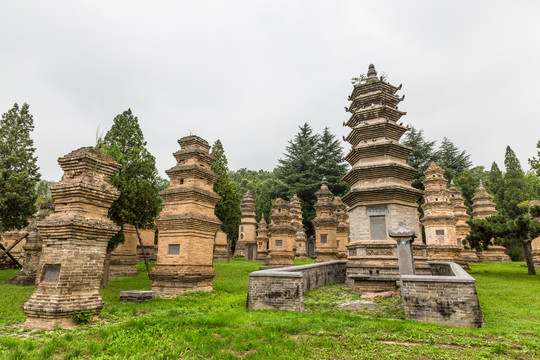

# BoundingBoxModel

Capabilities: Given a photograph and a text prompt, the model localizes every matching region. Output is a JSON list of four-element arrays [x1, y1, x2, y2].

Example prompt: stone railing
[[247, 261, 347, 311], [401, 261, 484, 328]]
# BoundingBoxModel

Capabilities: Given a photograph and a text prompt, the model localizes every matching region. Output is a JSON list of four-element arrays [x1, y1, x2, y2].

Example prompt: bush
[[507, 247, 523, 262], [71, 310, 94, 325]]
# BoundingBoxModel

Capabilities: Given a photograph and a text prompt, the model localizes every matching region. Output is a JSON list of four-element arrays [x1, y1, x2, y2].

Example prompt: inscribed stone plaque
[[275, 240, 282, 247], [320, 234, 327, 244], [370, 216, 387, 240], [366, 206, 388, 216], [43, 264, 60, 283], [436, 230, 445, 235], [168, 244, 180, 255], [26, 253, 32, 263]]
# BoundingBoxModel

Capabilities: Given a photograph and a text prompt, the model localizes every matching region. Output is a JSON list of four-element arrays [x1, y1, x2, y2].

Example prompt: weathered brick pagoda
[[449, 181, 479, 263], [290, 194, 308, 258], [313, 178, 339, 262], [234, 192, 257, 259], [471, 181, 511, 262], [109, 224, 139, 276], [22, 147, 121, 328], [150, 136, 221, 296], [421, 163, 466, 267], [213, 230, 229, 261], [333, 196, 349, 259], [267, 198, 296, 267], [255, 217, 269, 259], [7, 222, 42, 285], [343, 64, 429, 290]]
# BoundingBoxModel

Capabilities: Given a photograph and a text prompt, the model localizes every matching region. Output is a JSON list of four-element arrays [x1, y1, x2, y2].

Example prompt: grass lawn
[[0, 260, 538, 359]]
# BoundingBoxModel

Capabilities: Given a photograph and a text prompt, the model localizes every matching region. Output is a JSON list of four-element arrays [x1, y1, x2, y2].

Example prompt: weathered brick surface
[[22, 147, 121, 329], [313, 179, 339, 262], [213, 230, 229, 261], [401, 262, 484, 328], [234, 192, 257, 259], [247, 261, 347, 311], [109, 224, 139, 276], [267, 199, 296, 267]]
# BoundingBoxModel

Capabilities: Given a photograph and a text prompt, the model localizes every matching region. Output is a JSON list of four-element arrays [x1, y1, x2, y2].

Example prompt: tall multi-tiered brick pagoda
[[150, 135, 221, 296], [290, 194, 307, 258], [471, 180, 510, 262], [23, 147, 121, 328], [234, 192, 257, 259], [313, 178, 339, 262], [421, 163, 465, 267], [343, 64, 429, 289], [267, 198, 296, 267]]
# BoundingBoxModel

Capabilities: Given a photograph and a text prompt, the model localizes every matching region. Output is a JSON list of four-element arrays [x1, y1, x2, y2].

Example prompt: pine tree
[[529, 140, 540, 176], [211, 140, 241, 248], [99, 109, 162, 286], [315, 127, 349, 197], [0, 103, 40, 234], [400, 126, 437, 190], [500, 146, 531, 218], [435, 137, 472, 180]]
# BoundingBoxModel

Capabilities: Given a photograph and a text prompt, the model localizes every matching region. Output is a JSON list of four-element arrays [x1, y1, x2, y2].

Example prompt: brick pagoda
[[136, 227, 157, 262], [7, 222, 42, 285], [109, 224, 139, 276], [342, 64, 429, 290], [290, 194, 307, 258], [267, 198, 296, 267], [333, 196, 349, 259], [255, 217, 269, 259], [234, 192, 257, 259], [471, 180, 510, 262], [213, 230, 229, 261], [313, 178, 339, 262], [22, 147, 121, 328], [449, 181, 479, 263], [150, 135, 221, 296], [421, 163, 465, 267]]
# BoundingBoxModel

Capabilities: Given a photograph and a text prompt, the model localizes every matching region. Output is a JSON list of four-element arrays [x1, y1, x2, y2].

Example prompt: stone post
[[22, 147, 121, 329], [389, 222, 416, 276]]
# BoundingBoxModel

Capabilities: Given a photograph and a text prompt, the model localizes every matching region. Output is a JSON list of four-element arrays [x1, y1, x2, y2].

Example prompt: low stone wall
[[247, 260, 346, 311], [401, 261, 484, 328]]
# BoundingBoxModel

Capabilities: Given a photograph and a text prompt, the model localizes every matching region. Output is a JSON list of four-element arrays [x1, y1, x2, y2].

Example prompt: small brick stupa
[[449, 181, 479, 264], [471, 181, 511, 262], [290, 194, 307, 258], [109, 224, 139, 276], [150, 136, 221, 296], [333, 196, 349, 259], [255, 217, 269, 259], [7, 222, 42, 286], [267, 198, 296, 267], [313, 178, 339, 262], [421, 163, 465, 267], [23, 147, 121, 329], [213, 230, 229, 261], [234, 192, 257, 259], [342, 64, 429, 290]]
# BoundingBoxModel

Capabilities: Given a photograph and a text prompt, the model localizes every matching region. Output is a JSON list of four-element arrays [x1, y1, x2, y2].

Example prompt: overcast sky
[[1, 1, 539, 181]]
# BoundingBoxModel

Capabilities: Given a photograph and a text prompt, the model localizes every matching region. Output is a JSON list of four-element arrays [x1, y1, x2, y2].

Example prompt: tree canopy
[[0, 103, 40, 233]]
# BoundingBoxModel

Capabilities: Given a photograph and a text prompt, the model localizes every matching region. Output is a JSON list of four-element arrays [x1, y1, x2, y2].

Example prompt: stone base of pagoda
[[150, 265, 215, 297], [315, 249, 339, 262], [345, 240, 430, 293], [476, 246, 511, 262], [233, 240, 249, 258], [337, 251, 348, 260], [213, 248, 229, 261], [7, 250, 41, 286], [109, 255, 138, 277], [295, 241, 308, 259], [137, 245, 157, 262], [23, 294, 103, 329], [427, 246, 469, 270], [256, 251, 268, 260], [267, 251, 294, 267], [461, 249, 481, 264]]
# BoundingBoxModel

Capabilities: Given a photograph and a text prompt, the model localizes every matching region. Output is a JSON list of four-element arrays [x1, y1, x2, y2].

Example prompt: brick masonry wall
[[247, 261, 346, 311], [401, 262, 484, 328]]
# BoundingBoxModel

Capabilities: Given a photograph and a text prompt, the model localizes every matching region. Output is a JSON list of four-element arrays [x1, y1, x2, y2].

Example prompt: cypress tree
[[0, 103, 40, 234], [211, 140, 241, 248], [529, 140, 540, 176], [99, 109, 162, 285], [400, 126, 437, 190], [455, 170, 479, 213], [315, 127, 349, 197], [486, 162, 504, 207], [500, 146, 531, 218]]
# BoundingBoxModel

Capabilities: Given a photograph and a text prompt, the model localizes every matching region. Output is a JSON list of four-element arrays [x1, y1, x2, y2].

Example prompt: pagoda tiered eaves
[[346, 106, 407, 127], [165, 164, 219, 182], [349, 90, 403, 110], [344, 141, 412, 165], [342, 162, 418, 184], [345, 121, 408, 145], [348, 81, 400, 99], [342, 185, 422, 207]]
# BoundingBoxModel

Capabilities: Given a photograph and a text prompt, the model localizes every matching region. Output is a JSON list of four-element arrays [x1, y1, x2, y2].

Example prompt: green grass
[[0, 260, 538, 359]]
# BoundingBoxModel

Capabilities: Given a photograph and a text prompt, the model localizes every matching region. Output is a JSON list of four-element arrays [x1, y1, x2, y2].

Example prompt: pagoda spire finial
[[367, 63, 378, 80], [479, 179, 484, 189]]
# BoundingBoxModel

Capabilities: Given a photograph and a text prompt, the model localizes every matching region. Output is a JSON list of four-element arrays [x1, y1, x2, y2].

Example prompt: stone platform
[[120, 290, 156, 303]]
